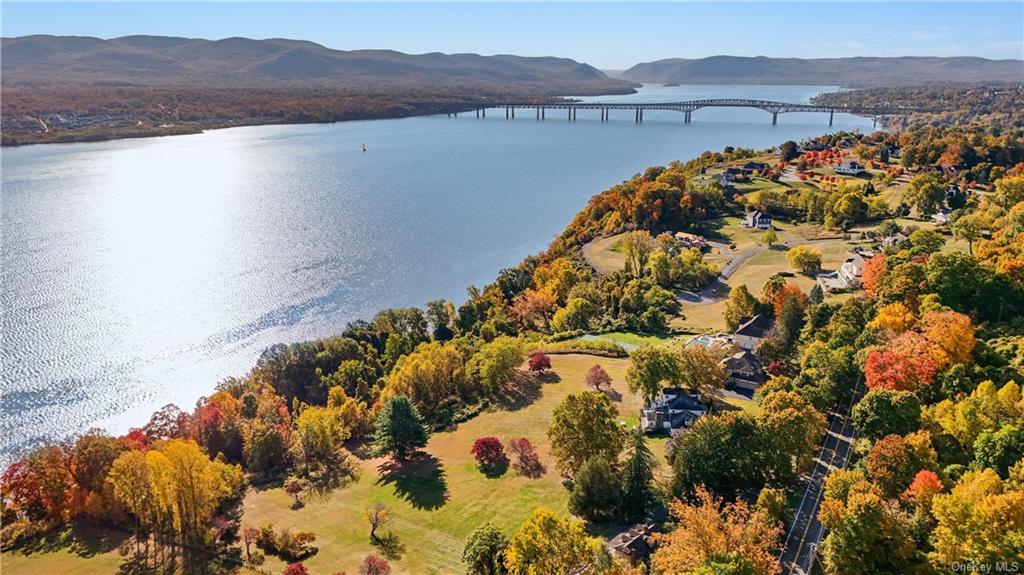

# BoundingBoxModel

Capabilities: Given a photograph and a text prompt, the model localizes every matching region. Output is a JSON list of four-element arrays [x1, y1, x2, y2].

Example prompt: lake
[[0, 84, 872, 460]]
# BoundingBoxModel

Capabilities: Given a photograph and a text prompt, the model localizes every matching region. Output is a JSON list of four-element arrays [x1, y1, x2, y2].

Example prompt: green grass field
[[585, 330, 681, 349], [242, 354, 653, 575]]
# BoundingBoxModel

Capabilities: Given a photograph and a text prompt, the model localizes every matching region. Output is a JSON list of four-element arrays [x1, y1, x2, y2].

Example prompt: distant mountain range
[[0, 35, 634, 94], [622, 56, 1024, 88]]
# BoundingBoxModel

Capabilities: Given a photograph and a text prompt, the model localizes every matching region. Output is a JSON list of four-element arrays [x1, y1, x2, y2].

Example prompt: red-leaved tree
[[283, 562, 310, 575], [359, 555, 391, 575], [528, 352, 551, 374], [507, 437, 544, 477], [470, 437, 508, 471], [585, 364, 613, 392]]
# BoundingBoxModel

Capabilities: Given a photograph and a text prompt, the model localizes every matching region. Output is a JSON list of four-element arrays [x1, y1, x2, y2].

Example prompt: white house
[[744, 210, 773, 230], [834, 161, 867, 176], [733, 315, 772, 350]]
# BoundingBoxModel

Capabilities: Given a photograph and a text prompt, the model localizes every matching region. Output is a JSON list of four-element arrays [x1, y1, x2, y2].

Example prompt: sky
[[2, 2, 1022, 69]]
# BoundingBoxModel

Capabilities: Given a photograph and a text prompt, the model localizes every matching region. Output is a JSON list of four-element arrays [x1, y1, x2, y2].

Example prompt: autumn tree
[[724, 284, 760, 332], [671, 412, 766, 499], [677, 345, 728, 399], [463, 522, 509, 575], [382, 341, 466, 422], [585, 364, 613, 392], [757, 391, 826, 479], [861, 254, 887, 298], [920, 310, 975, 367], [974, 424, 1024, 479], [908, 228, 945, 255], [503, 508, 604, 575], [625, 346, 680, 402], [865, 332, 938, 392], [358, 555, 391, 575], [868, 302, 916, 334], [507, 438, 543, 478], [651, 487, 782, 575], [621, 231, 657, 278], [547, 392, 625, 476], [471, 437, 508, 474], [471, 336, 525, 391], [365, 503, 389, 541], [787, 245, 822, 274], [526, 352, 550, 374], [931, 469, 1024, 565], [761, 229, 779, 246], [904, 171, 946, 214], [865, 433, 935, 498], [372, 395, 428, 461]]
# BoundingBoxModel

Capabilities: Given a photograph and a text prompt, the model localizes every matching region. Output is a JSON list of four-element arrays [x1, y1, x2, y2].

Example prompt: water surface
[[1, 85, 872, 458]]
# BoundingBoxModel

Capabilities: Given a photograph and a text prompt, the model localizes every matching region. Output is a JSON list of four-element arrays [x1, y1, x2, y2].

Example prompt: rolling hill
[[0, 34, 631, 94], [622, 55, 1024, 88]]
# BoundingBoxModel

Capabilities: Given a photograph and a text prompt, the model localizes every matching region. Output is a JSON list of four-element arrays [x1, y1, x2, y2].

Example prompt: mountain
[[622, 56, 1024, 88], [0, 35, 631, 93]]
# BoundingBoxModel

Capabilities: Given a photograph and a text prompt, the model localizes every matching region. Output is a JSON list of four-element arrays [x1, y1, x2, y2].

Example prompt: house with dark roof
[[606, 523, 656, 565], [640, 388, 709, 433], [734, 314, 771, 350], [743, 161, 769, 173], [744, 210, 773, 229], [881, 232, 909, 249], [720, 350, 766, 391]]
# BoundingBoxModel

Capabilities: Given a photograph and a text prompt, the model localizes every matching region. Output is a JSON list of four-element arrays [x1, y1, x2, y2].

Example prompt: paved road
[[778, 382, 862, 575]]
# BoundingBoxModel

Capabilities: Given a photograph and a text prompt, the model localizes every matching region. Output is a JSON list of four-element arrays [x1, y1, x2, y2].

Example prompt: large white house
[[834, 161, 867, 176], [817, 249, 875, 292], [734, 314, 772, 350]]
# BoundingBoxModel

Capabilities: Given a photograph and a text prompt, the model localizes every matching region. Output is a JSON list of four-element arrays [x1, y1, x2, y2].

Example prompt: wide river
[[1, 85, 872, 460]]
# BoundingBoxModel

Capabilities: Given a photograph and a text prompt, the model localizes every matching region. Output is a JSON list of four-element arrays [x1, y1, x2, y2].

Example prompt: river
[[0, 84, 873, 460]]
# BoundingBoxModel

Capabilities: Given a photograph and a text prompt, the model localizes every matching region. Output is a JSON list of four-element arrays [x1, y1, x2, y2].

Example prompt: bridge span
[[450, 98, 932, 126]]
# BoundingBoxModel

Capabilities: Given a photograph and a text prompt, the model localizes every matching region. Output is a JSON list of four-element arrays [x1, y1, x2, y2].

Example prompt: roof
[[643, 388, 708, 430], [721, 350, 762, 372], [607, 524, 656, 559], [735, 314, 772, 339]]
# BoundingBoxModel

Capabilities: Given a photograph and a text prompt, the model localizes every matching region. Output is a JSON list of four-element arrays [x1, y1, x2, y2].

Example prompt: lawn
[[584, 330, 682, 350], [582, 232, 627, 274], [242, 354, 655, 575]]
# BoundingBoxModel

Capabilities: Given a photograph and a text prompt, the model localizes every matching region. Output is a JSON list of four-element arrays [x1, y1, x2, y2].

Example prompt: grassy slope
[[242, 354, 652, 575]]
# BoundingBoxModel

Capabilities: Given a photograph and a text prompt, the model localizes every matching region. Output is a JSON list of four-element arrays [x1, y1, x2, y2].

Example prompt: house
[[816, 249, 874, 292], [719, 167, 752, 188], [932, 209, 952, 225], [640, 388, 709, 433], [744, 210, 773, 229], [674, 231, 708, 249], [743, 161, 769, 173], [834, 161, 867, 176], [734, 314, 772, 350], [720, 350, 766, 391], [881, 232, 909, 249], [607, 523, 656, 565], [885, 145, 902, 159]]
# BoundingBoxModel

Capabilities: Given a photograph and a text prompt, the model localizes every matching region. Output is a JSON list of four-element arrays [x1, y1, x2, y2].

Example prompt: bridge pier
[[568, 107, 572, 121], [476, 109, 479, 118], [684, 111, 691, 123], [482, 108, 485, 118], [829, 109, 834, 127], [572, 108, 576, 121], [772, 112, 778, 126], [639, 108, 643, 122], [536, 107, 540, 120], [505, 106, 509, 119], [873, 116, 877, 128], [511, 107, 515, 119], [542, 107, 545, 120]]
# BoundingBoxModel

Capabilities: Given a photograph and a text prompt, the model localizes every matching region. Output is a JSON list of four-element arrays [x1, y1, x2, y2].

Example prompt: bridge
[[451, 98, 932, 126]]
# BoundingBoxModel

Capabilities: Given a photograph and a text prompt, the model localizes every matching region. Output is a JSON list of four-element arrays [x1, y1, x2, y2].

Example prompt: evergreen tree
[[373, 395, 428, 460], [620, 427, 657, 522], [568, 456, 620, 523], [808, 283, 824, 304]]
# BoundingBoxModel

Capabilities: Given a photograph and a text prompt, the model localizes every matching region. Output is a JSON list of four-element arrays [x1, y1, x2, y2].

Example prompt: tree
[[463, 523, 509, 575], [283, 476, 308, 507], [677, 345, 728, 398], [992, 174, 1024, 209], [909, 228, 945, 254], [585, 364, 613, 392], [622, 231, 657, 278], [472, 336, 525, 391], [851, 389, 921, 441], [671, 412, 766, 499], [504, 508, 602, 575], [861, 254, 887, 298], [383, 341, 466, 421], [550, 297, 598, 332], [471, 437, 508, 473], [294, 405, 350, 469], [724, 285, 759, 332], [358, 555, 391, 575], [818, 481, 920, 574], [865, 334, 938, 392], [920, 310, 975, 367], [507, 438, 543, 478], [756, 391, 826, 479], [868, 301, 916, 334], [568, 456, 620, 523], [365, 503, 389, 541], [780, 140, 799, 162], [866, 434, 932, 498], [905, 171, 946, 215], [932, 469, 1024, 565], [547, 392, 625, 476], [952, 213, 986, 255], [625, 346, 680, 403], [510, 288, 558, 330], [243, 526, 260, 561], [283, 563, 310, 575], [787, 245, 822, 274], [620, 427, 657, 522], [372, 396, 428, 461], [651, 487, 781, 575], [761, 229, 779, 246], [974, 424, 1024, 479], [527, 353, 550, 374]]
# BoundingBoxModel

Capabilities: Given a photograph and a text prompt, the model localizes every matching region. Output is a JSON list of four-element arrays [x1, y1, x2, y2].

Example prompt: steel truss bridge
[[451, 98, 936, 126]]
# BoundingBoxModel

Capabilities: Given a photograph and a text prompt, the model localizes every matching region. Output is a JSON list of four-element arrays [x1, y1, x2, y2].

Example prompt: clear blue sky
[[3, 2, 1022, 69]]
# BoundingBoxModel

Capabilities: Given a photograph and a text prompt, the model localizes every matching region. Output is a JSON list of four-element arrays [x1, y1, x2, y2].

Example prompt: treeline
[[813, 83, 1024, 129], [1, 81, 624, 146]]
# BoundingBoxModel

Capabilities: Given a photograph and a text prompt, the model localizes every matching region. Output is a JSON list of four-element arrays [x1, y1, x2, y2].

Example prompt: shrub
[[528, 352, 552, 373]]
